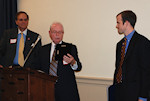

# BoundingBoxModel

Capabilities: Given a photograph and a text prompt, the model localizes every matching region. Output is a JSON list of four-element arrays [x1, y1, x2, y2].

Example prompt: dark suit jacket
[[0, 28, 41, 67], [113, 31, 150, 101], [32, 42, 82, 101]]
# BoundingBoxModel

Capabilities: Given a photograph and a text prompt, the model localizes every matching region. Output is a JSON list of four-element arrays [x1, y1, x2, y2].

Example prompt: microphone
[[23, 35, 41, 67]]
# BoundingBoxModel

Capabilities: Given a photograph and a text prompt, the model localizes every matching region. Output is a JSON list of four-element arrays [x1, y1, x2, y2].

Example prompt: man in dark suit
[[112, 10, 150, 101], [33, 22, 82, 101], [0, 11, 41, 68]]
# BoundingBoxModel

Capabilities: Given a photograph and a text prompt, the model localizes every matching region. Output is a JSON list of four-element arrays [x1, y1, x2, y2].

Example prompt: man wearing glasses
[[33, 22, 82, 101], [0, 11, 41, 68]]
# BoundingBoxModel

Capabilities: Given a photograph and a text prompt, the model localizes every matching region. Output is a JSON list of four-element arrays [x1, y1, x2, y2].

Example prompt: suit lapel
[[24, 30, 33, 58], [42, 43, 51, 68], [10, 28, 18, 43], [47, 44, 52, 73], [116, 39, 124, 68], [124, 32, 138, 61], [47, 43, 51, 64], [10, 28, 18, 60]]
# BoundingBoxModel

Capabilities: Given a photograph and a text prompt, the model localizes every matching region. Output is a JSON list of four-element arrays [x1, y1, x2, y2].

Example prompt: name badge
[[10, 39, 17, 44]]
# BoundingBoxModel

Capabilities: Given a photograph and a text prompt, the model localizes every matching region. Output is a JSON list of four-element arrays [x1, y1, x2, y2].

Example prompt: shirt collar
[[18, 28, 27, 36], [125, 30, 135, 41], [51, 41, 62, 47]]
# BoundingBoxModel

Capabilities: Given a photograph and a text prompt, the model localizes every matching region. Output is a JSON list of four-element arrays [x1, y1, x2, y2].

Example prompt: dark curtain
[[0, 0, 17, 38]]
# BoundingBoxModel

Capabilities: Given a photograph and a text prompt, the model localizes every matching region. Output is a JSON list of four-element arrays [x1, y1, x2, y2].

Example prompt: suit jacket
[[0, 28, 41, 67], [32, 41, 82, 101], [113, 31, 150, 101]]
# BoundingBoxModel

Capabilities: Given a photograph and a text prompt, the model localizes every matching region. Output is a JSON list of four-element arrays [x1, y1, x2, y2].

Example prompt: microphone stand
[[23, 35, 41, 67]]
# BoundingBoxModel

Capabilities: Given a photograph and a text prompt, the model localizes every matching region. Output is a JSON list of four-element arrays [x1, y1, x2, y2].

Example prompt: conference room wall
[[18, 0, 150, 79], [17, 0, 150, 100]]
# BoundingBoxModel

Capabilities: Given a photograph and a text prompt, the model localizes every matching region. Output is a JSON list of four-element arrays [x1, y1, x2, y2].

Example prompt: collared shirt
[[125, 30, 135, 53], [139, 97, 147, 101], [50, 41, 78, 70], [13, 29, 27, 65]]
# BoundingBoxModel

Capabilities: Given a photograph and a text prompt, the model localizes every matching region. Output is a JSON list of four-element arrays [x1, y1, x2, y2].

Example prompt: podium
[[0, 67, 57, 101]]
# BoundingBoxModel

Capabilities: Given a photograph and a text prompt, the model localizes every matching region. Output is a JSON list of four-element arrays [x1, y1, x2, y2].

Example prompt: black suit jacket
[[0, 28, 41, 67], [113, 31, 150, 101], [32, 42, 82, 101]]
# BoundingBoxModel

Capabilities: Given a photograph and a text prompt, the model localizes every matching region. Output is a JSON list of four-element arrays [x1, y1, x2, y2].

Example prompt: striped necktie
[[116, 37, 127, 83], [18, 33, 25, 67], [50, 48, 58, 76]]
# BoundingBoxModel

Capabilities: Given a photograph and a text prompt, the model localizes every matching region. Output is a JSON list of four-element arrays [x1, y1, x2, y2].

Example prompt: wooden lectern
[[0, 67, 57, 101]]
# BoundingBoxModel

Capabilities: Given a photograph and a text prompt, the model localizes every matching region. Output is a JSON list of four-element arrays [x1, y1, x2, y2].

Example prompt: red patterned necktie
[[50, 49, 58, 76], [116, 37, 127, 83]]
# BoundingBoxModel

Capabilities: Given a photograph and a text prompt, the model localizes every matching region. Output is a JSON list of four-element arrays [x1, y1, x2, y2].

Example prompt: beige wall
[[17, 0, 150, 100], [76, 76, 113, 101], [18, 0, 150, 79]]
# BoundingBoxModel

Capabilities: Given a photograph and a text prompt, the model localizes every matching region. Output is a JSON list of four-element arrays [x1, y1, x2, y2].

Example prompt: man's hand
[[63, 53, 76, 65]]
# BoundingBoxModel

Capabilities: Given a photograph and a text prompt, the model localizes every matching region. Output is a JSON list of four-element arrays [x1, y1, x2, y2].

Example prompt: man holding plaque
[[33, 22, 82, 101]]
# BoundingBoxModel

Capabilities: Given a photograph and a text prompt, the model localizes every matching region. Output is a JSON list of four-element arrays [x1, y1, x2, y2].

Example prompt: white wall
[[18, 0, 150, 79]]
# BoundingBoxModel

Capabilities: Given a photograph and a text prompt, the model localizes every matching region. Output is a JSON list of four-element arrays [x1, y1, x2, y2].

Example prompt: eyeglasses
[[51, 31, 64, 34], [17, 19, 28, 21]]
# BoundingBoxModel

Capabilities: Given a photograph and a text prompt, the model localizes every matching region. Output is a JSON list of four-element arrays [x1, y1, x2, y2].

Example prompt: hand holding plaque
[[55, 43, 72, 61]]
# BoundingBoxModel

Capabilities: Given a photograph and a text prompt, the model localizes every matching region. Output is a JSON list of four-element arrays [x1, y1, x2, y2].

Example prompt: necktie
[[116, 37, 127, 83], [50, 49, 58, 76], [18, 33, 25, 67]]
